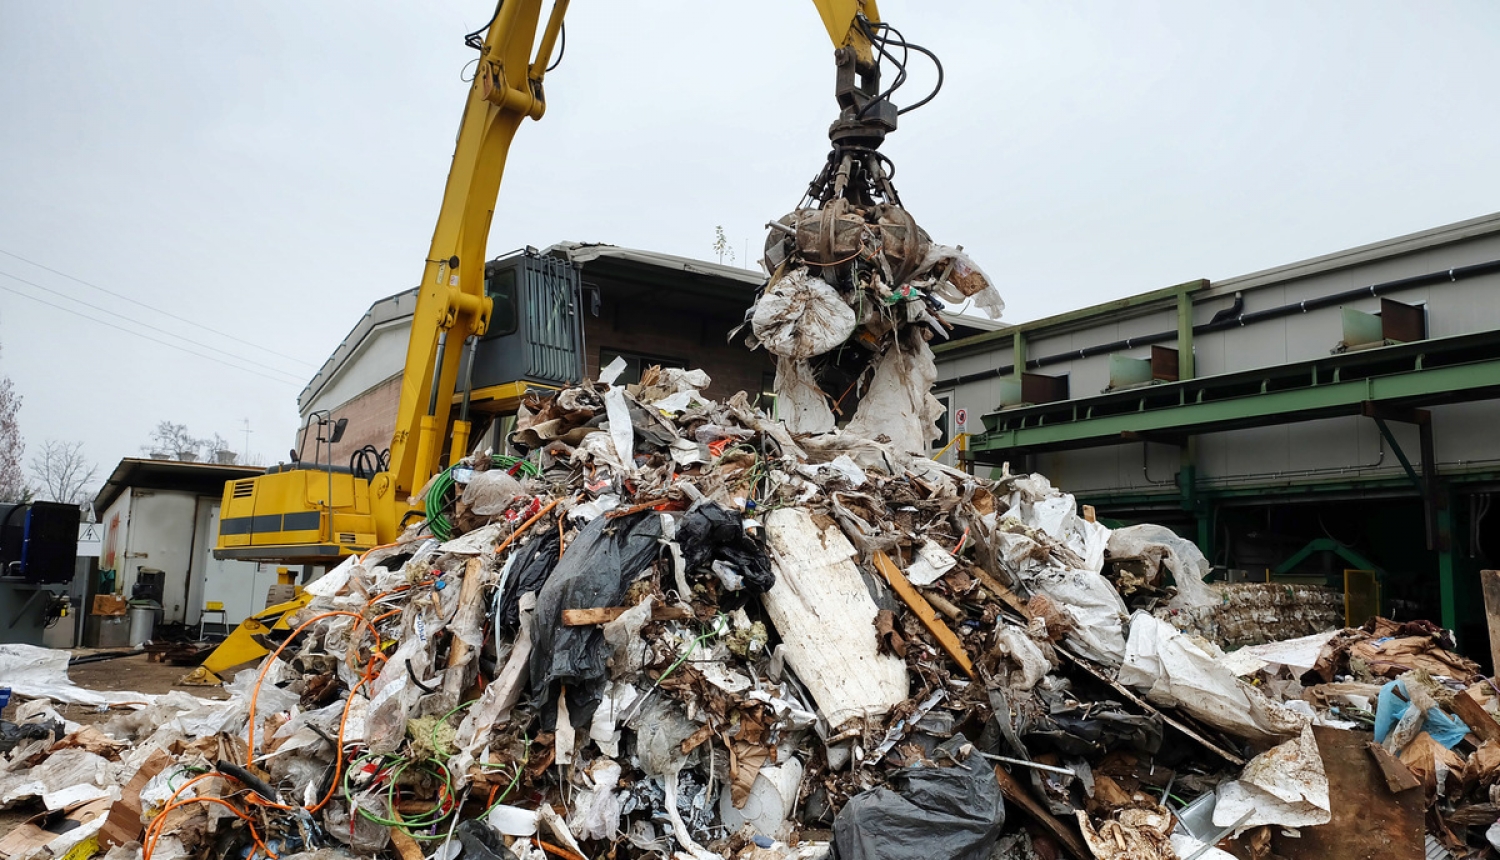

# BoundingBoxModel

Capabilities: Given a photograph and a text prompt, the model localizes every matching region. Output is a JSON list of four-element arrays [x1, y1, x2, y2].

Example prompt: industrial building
[[293, 243, 778, 467], [935, 211, 1500, 654]]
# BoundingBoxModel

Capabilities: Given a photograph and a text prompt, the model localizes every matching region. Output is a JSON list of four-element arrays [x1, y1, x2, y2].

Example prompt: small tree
[[146, 421, 206, 461], [713, 225, 735, 265], [30, 440, 98, 507], [0, 349, 25, 501]]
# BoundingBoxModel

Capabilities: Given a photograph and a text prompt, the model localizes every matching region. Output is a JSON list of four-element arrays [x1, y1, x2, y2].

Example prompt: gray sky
[[2, 1, 1498, 484]]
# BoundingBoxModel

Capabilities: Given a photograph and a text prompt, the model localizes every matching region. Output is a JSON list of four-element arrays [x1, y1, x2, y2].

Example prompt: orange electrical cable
[[245, 610, 381, 763], [307, 674, 369, 813], [146, 796, 274, 860], [143, 773, 248, 860]]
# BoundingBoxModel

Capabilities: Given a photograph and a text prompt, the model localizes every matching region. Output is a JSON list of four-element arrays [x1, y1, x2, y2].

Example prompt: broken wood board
[[96, 749, 175, 849], [562, 605, 693, 626], [873, 550, 976, 679], [1448, 688, 1500, 744], [992, 764, 1090, 860], [1268, 725, 1423, 860], [762, 509, 908, 728], [1057, 646, 1245, 767], [1484, 570, 1500, 680], [967, 566, 1032, 621], [1365, 742, 1422, 794]]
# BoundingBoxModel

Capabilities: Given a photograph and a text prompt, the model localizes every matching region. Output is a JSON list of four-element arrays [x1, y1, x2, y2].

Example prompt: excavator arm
[[381, 0, 887, 542], [215, 0, 896, 568]]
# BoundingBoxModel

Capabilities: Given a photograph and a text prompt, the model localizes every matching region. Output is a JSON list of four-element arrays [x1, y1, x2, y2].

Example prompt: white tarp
[[0, 644, 203, 708], [1106, 524, 1216, 609], [844, 337, 944, 455], [752, 268, 856, 360]]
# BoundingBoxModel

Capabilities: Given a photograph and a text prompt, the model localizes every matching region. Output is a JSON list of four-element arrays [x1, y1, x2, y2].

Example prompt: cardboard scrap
[[97, 749, 174, 850], [0, 797, 112, 860]]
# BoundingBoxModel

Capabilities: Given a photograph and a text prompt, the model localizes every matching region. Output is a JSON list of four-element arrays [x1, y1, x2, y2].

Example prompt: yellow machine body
[[179, 590, 312, 686]]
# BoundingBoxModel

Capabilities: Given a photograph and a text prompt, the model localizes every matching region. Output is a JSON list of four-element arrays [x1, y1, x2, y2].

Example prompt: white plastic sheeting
[[0, 644, 209, 708], [844, 336, 945, 455], [1118, 613, 1306, 744], [1106, 524, 1216, 609], [1213, 725, 1331, 831], [752, 268, 857, 359]]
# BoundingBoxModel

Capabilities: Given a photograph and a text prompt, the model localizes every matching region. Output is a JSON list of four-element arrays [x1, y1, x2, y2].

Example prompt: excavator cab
[[457, 248, 585, 416], [214, 249, 584, 565]]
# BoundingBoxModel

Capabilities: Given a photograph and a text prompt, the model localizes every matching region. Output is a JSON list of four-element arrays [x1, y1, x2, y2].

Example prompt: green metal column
[[1437, 491, 1457, 633], [1176, 290, 1195, 380], [1012, 330, 1027, 376]]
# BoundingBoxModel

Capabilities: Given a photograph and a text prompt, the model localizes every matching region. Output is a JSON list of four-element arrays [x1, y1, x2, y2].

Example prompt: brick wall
[[583, 297, 773, 401], [295, 374, 402, 468]]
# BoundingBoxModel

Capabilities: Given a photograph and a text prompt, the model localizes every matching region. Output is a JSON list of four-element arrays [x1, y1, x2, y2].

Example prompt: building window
[[599, 348, 687, 386]]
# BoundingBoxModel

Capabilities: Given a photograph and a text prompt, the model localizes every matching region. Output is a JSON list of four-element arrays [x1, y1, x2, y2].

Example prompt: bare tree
[[145, 421, 206, 461], [0, 353, 26, 502], [30, 439, 98, 506]]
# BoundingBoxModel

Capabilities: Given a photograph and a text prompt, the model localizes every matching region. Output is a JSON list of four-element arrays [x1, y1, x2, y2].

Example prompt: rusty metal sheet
[[1271, 725, 1423, 860]]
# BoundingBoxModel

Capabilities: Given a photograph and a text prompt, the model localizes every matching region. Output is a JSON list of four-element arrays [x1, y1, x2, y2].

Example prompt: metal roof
[[94, 457, 264, 513]]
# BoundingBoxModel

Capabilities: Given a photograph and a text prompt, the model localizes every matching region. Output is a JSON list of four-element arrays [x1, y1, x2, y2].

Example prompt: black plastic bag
[[529, 511, 663, 726], [497, 528, 560, 633], [455, 819, 518, 860], [0, 719, 63, 754], [675, 500, 775, 593], [832, 761, 1004, 860]]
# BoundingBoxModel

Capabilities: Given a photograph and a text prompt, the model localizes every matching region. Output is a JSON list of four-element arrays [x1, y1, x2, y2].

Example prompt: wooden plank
[[1366, 742, 1422, 794], [968, 566, 1032, 620], [873, 550, 976, 679], [1273, 725, 1424, 860], [561, 604, 693, 627], [1055, 647, 1245, 767], [388, 827, 425, 860], [1483, 570, 1500, 677], [1449, 689, 1500, 744], [991, 765, 1090, 860]]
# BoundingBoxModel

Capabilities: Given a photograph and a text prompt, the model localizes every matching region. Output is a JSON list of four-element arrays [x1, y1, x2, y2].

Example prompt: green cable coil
[[424, 455, 541, 541]]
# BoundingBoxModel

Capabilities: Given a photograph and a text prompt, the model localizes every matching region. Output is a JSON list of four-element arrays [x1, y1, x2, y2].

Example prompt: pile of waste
[[1, 362, 1496, 860], [744, 199, 1003, 454]]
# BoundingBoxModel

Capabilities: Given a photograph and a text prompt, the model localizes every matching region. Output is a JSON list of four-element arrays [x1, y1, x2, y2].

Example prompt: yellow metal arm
[[378, 0, 570, 539], [379, 0, 877, 538]]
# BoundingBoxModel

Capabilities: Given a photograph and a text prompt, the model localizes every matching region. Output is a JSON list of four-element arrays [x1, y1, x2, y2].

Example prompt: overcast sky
[[2, 1, 1498, 487]]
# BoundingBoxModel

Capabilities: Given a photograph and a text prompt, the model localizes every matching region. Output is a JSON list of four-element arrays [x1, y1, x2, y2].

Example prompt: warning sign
[[954, 408, 968, 432], [77, 522, 103, 558]]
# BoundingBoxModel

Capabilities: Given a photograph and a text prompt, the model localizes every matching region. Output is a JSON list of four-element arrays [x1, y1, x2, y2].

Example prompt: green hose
[[424, 455, 542, 541]]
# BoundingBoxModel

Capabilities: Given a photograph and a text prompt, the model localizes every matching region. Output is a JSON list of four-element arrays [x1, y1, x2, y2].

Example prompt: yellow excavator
[[213, 0, 920, 572]]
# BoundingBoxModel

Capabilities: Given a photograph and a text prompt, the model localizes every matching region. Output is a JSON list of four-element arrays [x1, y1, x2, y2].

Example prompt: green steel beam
[[1372, 418, 1423, 492], [1272, 537, 1383, 575], [973, 356, 1500, 452], [1076, 470, 1500, 512], [1437, 502, 1457, 632], [1176, 291, 1195, 380]]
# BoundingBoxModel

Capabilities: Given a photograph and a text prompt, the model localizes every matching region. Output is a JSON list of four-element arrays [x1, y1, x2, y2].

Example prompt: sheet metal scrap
[[3, 367, 1496, 860]]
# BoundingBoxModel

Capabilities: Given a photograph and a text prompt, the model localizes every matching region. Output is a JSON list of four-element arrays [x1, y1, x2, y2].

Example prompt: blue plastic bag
[[1373, 679, 1470, 749]]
